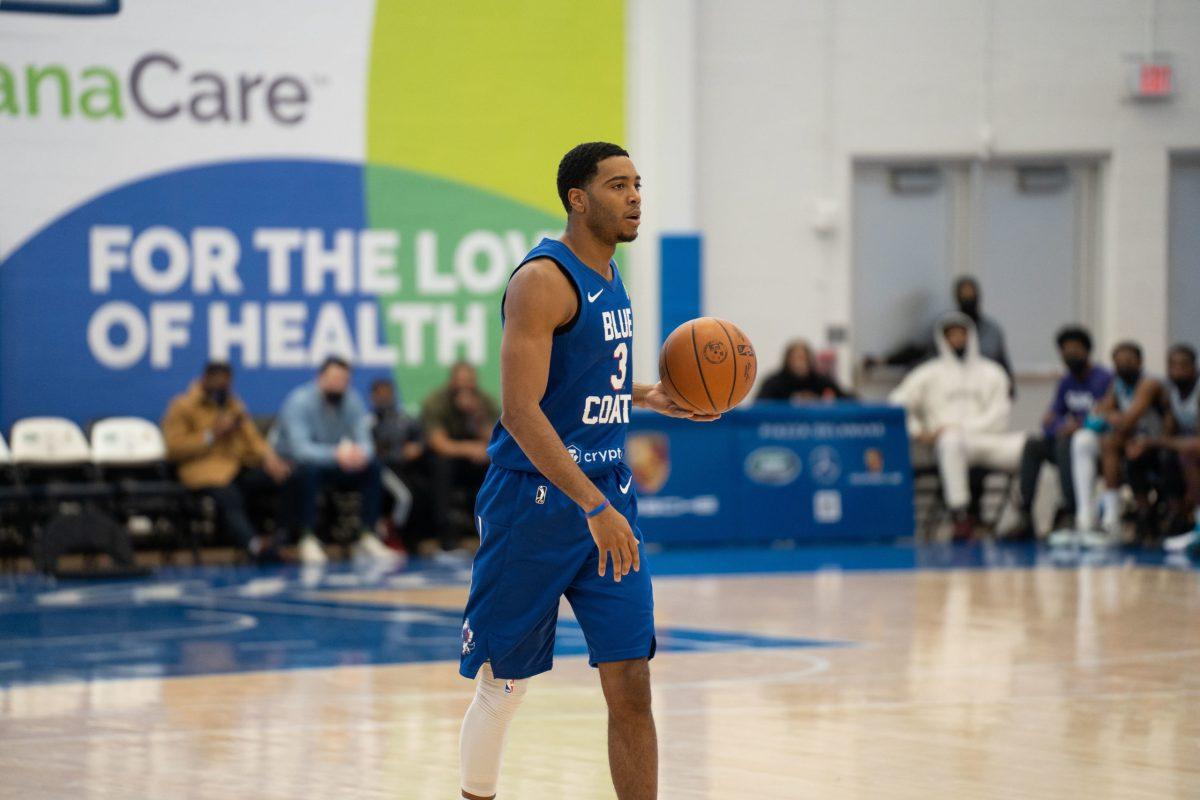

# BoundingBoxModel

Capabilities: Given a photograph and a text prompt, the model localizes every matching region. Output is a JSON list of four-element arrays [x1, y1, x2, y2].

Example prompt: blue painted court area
[[0, 542, 1191, 687]]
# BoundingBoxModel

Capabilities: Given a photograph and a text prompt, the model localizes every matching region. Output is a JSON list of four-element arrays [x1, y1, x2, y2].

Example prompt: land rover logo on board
[[744, 446, 801, 486]]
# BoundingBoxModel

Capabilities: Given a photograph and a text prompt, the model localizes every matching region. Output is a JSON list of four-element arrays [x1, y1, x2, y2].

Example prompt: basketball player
[[1064, 341, 1166, 545], [456, 142, 717, 800]]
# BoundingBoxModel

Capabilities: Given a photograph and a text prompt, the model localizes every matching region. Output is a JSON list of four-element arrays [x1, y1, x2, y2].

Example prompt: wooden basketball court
[[1, 548, 1197, 798]]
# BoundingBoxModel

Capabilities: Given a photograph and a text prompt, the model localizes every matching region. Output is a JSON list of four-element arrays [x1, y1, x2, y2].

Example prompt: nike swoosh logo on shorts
[[619, 476, 633, 494], [587, 289, 603, 303]]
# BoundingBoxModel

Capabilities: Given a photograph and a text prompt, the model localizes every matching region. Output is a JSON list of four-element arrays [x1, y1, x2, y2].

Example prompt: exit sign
[[1127, 55, 1174, 100]]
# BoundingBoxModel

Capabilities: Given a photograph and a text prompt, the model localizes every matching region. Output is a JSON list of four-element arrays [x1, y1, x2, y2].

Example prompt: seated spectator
[[421, 361, 499, 553], [889, 313, 1026, 541], [1012, 326, 1112, 539], [867, 276, 1014, 389], [162, 361, 291, 562], [756, 340, 851, 403], [1125, 344, 1200, 553], [369, 377, 430, 552], [272, 356, 398, 566], [1066, 341, 1167, 545]]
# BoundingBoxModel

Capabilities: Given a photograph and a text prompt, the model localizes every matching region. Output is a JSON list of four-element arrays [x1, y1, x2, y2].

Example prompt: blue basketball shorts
[[459, 462, 656, 681]]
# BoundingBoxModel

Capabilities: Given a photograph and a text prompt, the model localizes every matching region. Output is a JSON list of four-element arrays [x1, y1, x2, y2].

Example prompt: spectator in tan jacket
[[162, 361, 291, 561]]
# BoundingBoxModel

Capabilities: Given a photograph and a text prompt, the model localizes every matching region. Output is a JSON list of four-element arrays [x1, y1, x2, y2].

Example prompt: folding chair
[[10, 417, 124, 573], [0, 432, 31, 569], [90, 417, 196, 563]]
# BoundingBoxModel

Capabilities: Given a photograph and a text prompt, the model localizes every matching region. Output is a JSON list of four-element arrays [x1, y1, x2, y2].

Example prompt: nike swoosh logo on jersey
[[587, 289, 604, 303], [619, 476, 633, 494]]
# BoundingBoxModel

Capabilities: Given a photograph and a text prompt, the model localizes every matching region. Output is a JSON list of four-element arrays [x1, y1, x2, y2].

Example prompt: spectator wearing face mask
[[162, 361, 291, 562], [1119, 344, 1200, 553], [1063, 341, 1167, 546], [1011, 326, 1112, 539], [888, 313, 1025, 541], [272, 356, 399, 566], [865, 276, 1013, 389]]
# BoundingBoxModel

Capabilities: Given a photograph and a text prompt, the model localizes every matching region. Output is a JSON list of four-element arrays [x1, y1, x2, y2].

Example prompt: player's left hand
[[643, 382, 721, 422]]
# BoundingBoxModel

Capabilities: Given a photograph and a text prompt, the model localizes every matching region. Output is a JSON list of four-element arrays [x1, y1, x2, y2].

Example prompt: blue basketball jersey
[[486, 238, 633, 476]]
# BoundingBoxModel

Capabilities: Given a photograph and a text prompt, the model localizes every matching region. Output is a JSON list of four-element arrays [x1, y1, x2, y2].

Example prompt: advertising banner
[[628, 404, 915, 544], [0, 0, 625, 427]]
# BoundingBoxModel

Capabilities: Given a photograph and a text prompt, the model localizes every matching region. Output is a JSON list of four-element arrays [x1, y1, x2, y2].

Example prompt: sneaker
[[1079, 529, 1118, 549], [298, 533, 328, 565], [1186, 536, 1200, 562], [1164, 529, 1200, 553], [1047, 528, 1081, 547], [1005, 510, 1037, 542], [950, 510, 973, 543], [354, 533, 402, 567]]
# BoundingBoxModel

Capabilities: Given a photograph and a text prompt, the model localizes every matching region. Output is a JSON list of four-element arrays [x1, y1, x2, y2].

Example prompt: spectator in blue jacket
[[273, 356, 399, 566], [1011, 326, 1112, 538]]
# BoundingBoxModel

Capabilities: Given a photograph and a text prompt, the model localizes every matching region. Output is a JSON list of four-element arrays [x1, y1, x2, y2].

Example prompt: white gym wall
[[628, 0, 1200, 386]]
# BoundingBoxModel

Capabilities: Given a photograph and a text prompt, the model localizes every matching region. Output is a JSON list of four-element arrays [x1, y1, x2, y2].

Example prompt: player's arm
[[1114, 378, 1163, 434], [498, 259, 639, 580], [631, 383, 720, 420]]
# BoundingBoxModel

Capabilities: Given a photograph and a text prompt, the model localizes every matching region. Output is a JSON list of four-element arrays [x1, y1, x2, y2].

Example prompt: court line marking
[[0, 609, 256, 648]]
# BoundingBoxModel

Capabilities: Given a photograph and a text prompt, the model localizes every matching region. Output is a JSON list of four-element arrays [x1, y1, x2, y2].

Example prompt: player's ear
[[568, 187, 587, 214]]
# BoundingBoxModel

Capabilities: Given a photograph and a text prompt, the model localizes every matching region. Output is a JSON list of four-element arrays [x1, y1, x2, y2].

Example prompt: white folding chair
[[90, 417, 168, 465], [10, 417, 93, 465]]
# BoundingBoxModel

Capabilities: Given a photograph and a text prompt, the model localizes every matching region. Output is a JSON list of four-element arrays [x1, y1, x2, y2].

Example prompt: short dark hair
[[203, 360, 232, 378], [953, 275, 979, 296], [1055, 325, 1092, 352], [1168, 343, 1198, 365], [319, 355, 351, 374], [556, 142, 629, 213], [370, 377, 394, 392], [1112, 340, 1143, 361]]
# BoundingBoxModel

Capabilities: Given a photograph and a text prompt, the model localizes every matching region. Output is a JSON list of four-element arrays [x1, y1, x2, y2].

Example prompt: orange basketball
[[658, 317, 757, 414]]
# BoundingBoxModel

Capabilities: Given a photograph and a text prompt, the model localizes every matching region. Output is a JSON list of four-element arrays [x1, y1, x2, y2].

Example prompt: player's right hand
[[587, 505, 640, 583]]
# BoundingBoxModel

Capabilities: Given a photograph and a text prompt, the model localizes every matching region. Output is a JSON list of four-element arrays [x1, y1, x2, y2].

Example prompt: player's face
[[1167, 353, 1196, 386], [584, 156, 641, 245], [943, 325, 968, 352]]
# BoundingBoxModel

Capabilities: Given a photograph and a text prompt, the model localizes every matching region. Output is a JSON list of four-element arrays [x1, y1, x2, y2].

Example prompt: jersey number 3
[[610, 342, 628, 390]]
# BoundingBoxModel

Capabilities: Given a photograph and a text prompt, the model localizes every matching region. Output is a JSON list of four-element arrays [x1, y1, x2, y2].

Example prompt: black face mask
[[207, 389, 229, 406], [1116, 369, 1141, 385], [1063, 356, 1088, 376], [958, 298, 979, 319], [323, 390, 345, 407], [1173, 376, 1198, 396]]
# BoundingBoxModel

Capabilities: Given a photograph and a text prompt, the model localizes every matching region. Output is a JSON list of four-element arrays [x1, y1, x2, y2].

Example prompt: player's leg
[[565, 464, 658, 798], [460, 662, 529, 800], [1071, 428, 1101, 530], [1099, 431, 1125, 532], [458, 467, 593, 798], [935, 428, 973, 537], [598, 658, 657, 800]]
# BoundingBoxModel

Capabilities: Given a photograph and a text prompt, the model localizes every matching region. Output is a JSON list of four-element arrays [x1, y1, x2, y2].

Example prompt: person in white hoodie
[[889, 313, 1027, 540]]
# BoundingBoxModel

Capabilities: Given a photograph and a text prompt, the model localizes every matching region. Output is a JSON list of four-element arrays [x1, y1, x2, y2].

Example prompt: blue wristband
[[585, 500, 610, 518]]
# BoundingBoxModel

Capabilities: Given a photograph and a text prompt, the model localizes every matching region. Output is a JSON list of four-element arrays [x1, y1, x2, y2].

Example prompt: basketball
[[658, 317, 758, 414]]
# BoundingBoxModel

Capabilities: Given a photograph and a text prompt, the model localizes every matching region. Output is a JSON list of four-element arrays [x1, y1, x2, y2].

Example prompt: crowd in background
[[17, 273, 1194, 565], [765, 276, 1200, 557], [162, 358, 498, 565]]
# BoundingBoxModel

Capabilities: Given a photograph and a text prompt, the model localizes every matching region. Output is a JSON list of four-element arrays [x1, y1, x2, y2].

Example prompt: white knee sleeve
[[1071, 429, 1100, 529], [460, 662, 527, 798]]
